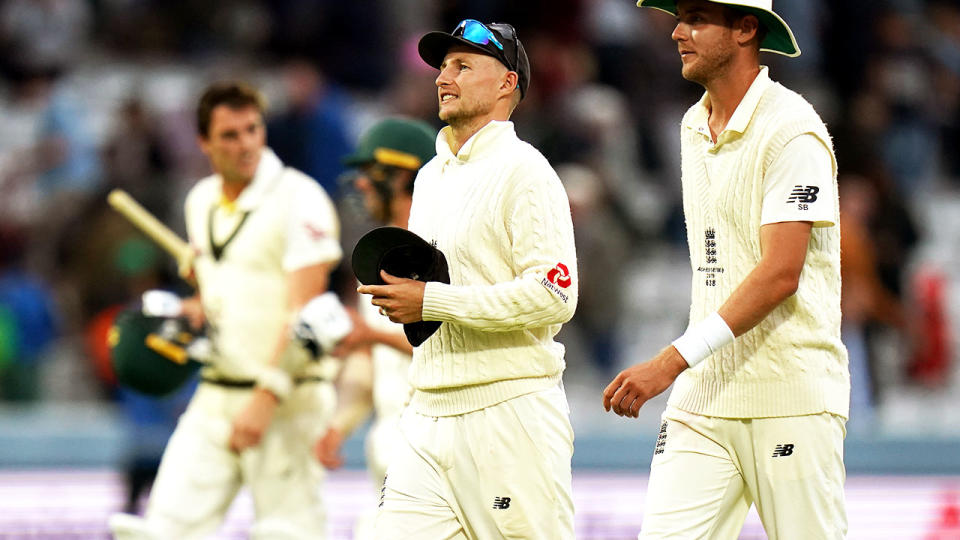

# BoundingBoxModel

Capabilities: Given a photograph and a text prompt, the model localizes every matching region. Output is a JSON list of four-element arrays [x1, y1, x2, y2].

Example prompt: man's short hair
[[196, 81, 266, 138], [723, 6, 769, 49]]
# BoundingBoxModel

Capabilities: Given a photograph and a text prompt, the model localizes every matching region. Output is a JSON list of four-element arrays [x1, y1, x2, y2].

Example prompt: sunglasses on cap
[[455, 18, 504, 51], [452, 19, 521, 79]]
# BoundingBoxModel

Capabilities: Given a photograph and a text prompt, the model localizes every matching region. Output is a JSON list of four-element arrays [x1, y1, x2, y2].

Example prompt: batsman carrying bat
[[109, 81, 350, 539]]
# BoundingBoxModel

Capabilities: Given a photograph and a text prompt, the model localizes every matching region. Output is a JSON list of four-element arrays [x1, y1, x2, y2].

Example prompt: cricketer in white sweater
[[406, 119, 579, 417], [673, 67, 850, 419]]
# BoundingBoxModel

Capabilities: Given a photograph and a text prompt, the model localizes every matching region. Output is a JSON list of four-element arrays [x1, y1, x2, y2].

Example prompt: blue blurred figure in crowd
[[0, 226, 58, 401], [268, 59, 354, 198]]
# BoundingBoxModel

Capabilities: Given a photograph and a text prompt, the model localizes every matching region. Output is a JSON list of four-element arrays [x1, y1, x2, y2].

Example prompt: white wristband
[[671, 312, 735, 367], [255, 366, 294, 401]]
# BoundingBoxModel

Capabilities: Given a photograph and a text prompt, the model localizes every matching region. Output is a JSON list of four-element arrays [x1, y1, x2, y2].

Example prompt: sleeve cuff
[[421, 281, 462, 322]]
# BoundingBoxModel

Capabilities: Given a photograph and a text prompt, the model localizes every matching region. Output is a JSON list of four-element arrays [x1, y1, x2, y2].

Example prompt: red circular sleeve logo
[[547, 262, 572, 288]]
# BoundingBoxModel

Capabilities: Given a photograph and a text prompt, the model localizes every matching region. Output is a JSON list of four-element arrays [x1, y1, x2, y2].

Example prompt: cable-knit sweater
[[670, 69, 850, 419], [406, 120, 578, 416]]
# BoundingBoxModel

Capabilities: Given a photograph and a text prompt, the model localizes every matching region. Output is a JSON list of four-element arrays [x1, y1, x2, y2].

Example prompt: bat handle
[[176, 251, 197, 287]]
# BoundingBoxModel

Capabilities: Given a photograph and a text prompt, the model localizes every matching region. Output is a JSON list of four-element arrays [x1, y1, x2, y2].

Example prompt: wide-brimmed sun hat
[[637, 0, 800, 57]]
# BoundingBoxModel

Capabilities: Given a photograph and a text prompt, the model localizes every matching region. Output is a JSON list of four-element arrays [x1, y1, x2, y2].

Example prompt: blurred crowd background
[[0, 0, 959, 482]]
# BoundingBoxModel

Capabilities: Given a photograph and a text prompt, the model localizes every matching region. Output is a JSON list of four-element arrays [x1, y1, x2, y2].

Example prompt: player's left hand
[[357, 270, 425, 324], [331, 308, 374, 357], [602, 347, 687, 418], [229, 388, 279, 452]]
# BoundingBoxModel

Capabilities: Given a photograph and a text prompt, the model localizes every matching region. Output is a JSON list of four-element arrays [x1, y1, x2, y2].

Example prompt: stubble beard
[[440, 97, 491, 130], [681, 38, 737, 87], [221, 167, 255, 186], [220, 148, 261, 185]]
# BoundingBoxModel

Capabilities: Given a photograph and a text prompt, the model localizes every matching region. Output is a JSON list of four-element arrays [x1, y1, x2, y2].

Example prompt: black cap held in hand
[[352, 226, 449, 346]]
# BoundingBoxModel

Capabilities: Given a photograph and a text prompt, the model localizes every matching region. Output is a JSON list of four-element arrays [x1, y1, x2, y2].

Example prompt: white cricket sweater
[[406, 120, 578, 416], [671, 70, 850, 419]]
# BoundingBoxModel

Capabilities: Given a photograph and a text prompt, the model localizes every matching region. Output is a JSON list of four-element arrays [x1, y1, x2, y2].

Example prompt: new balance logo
[[772, 444, 795, 457], [492, 496, 511, 509], [786, 185, 819, 203]]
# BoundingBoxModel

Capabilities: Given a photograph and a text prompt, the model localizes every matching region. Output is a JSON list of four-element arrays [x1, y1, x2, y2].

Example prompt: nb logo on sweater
[[772, 444, 795, 457], [493, 496, 511, 509], [786, 185, 819, 203]]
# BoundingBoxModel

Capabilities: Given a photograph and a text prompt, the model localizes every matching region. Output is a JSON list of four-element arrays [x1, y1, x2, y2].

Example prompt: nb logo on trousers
[[772, 444, 795, 457], [493, 496, 511, 509]]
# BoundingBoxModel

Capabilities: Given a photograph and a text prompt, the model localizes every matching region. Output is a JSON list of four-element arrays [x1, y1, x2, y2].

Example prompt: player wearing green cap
[[314, 117, 436, 540]]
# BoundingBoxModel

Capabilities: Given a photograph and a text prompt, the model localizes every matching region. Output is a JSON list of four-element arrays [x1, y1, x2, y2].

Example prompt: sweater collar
[[685, 66, 772, 147], [435, 120, 515, 163], [218, 147, 283, 211]]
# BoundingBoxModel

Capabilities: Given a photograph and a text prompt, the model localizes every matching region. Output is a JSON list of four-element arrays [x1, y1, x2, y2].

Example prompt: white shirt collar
[[684, 66, 773, 147], [435, 120, 515, 163], [224, 147, 283, 211]]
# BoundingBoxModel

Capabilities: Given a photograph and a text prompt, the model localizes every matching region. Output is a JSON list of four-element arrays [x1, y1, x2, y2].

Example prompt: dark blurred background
[[0, 0, 958, 537]]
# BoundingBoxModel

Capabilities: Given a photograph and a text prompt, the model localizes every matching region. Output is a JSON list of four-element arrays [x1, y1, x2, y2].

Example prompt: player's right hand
[[602, 346, 687, 418], [229, 388, 279, 452], [331, 308, 375, 357], [314, 427, 345, 469], [358, 270, 425, 324]]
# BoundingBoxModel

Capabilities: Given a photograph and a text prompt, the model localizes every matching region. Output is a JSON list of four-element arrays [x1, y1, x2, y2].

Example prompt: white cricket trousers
[[639, 406, 847, 540], [374, 383, 575, 540], [139, 381, 334, 539]]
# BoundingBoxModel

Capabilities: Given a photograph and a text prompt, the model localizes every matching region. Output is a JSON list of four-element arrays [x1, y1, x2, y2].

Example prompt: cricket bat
[[107, 189, 195, 279]]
